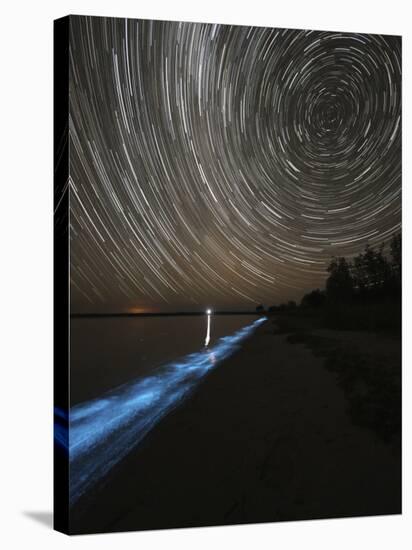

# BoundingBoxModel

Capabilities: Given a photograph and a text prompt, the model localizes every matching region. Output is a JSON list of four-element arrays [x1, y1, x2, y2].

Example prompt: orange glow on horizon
[[127, 307, 155, 314]]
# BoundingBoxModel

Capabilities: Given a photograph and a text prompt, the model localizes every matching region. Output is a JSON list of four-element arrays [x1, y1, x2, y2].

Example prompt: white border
[[0, 1, 410, 548]]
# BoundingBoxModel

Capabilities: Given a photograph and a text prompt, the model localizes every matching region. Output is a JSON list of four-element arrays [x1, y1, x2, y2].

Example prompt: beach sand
[[70, 319, 401, 534]]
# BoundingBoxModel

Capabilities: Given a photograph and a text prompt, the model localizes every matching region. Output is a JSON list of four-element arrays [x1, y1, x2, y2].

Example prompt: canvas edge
[[53, 14, 70, 536]]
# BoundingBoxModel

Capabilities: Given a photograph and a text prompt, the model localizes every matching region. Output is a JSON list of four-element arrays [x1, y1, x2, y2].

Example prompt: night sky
[[69, 16, 401, 313]]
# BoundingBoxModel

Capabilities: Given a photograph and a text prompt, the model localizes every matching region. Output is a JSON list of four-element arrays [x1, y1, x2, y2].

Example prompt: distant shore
[[71, 311, 261, 318], [70, 315, 401, 534]]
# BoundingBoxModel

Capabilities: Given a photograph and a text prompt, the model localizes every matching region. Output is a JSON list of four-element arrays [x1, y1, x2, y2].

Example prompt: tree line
[[257, 233, 401, 312]]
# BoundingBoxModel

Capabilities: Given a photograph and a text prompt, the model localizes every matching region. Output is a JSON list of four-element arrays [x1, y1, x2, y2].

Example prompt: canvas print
[[54, 15, 401, 535]]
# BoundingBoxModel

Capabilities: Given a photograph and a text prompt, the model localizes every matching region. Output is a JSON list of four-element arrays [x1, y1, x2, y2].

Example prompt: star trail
[[69, 16, 401, 312]]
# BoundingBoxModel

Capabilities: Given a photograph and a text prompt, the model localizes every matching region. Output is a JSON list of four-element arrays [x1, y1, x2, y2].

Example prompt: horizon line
[[70, 310, 261, 318]]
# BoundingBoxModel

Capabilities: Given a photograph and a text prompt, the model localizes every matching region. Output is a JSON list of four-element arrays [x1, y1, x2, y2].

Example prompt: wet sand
[[70, 320, 401, 534]]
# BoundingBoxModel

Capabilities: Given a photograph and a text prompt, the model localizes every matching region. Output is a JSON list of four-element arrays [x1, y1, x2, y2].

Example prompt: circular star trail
[[69, 16, 401, 312]]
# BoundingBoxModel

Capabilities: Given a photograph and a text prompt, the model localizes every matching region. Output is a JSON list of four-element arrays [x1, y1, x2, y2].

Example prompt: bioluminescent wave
[[67, 317, 266, 505]]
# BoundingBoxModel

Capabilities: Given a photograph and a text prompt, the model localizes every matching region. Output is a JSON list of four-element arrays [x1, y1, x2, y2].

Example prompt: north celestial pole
[[69, 16, 401, 312]]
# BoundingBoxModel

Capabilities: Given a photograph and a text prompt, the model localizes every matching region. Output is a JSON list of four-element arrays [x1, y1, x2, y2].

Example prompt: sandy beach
[[70, 318, 401, 534]]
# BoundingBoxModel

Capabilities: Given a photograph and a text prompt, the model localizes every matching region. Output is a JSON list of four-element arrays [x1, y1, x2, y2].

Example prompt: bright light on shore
[[204, 309, 212, 346]]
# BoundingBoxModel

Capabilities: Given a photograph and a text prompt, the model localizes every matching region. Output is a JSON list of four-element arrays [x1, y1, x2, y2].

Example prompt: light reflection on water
[[204, 311, 212, 346], [70, 314, 258, 405], [58, 317, 266, 505]]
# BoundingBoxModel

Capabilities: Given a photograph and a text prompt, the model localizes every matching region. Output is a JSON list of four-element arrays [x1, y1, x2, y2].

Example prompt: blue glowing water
[[57, 316, 266, 505], [70, 314, 259, 405]]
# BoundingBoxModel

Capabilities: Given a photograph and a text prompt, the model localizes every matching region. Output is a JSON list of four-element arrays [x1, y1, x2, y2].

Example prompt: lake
[[70, 314, 259, 406], [68, 314, 266, 504]]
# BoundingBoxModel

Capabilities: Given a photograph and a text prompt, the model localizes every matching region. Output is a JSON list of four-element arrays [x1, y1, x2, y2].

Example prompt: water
[[63, 314, 267, 505], [66, 317, 265, 505], [70, 314, 258, 406]]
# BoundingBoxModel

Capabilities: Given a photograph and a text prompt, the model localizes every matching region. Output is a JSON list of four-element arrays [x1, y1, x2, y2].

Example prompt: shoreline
[[70, 319, 401, 534], [70, 311, 261, 318]]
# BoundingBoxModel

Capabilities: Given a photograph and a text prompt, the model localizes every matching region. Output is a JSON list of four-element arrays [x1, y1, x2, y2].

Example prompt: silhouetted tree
[[268, 301, 296, 312], [326, 257, 354, 303], [301, 289, 326, 308], [352, 253, 366, 295], [366, 244, 390, 290], [298, 233, 400, 325], [351, 242, 392, 300]]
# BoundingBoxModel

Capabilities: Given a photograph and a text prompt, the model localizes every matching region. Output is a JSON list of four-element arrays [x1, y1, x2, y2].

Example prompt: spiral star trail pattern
[[69, 16, 401, 312]]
